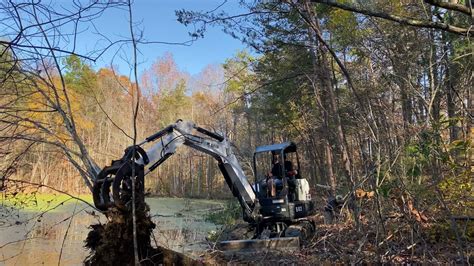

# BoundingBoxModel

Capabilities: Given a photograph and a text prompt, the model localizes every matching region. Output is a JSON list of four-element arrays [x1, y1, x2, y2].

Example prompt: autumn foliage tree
[[176, 0, 472, 262]]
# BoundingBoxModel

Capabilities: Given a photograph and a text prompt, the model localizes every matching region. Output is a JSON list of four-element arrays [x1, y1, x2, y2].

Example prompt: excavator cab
[[253, 142, 315, 223]]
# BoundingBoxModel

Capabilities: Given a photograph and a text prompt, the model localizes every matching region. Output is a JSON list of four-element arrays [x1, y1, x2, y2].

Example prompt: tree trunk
[[303, 1, 358, 226], [206, 156, 211, 199], [190, 155, 194, 197], [307, 24, 336, 195], [443, 35, 460, 142], [198, 156, 202, 197]]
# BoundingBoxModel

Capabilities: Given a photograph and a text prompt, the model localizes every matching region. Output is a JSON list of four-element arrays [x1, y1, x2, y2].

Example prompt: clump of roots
[[84, 202, 162, 265]]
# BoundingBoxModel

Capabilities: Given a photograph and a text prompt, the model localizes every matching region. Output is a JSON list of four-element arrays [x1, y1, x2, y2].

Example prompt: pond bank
[[0, 196, 224, 265]]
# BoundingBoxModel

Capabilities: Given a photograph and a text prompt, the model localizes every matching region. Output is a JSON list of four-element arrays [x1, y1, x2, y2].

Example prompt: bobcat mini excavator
[[92, 120, 315, 251]]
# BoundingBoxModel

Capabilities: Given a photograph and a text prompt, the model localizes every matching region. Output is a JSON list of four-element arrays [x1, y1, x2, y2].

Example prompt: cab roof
[[254, 141, 297, 154]]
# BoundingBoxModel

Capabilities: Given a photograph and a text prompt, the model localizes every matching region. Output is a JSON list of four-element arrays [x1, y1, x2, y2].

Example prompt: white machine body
[[295, 179, 311, 201]]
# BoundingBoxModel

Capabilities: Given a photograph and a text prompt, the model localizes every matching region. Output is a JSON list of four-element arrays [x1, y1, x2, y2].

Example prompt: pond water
[[0, 197, 223, 265]]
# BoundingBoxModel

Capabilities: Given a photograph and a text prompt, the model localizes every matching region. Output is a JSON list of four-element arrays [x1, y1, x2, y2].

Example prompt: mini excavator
[[92, 120, 315, 250]]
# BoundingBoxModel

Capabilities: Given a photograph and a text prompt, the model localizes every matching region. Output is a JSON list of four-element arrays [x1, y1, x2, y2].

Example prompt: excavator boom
[[93, 120, 260, 223]]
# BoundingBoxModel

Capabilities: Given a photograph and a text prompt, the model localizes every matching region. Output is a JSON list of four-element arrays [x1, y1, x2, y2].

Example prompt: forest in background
[[0, 0, 472, 263], [2, 51, 246, 198]]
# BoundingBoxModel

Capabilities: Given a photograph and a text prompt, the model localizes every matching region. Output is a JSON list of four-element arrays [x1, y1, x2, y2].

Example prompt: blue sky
[[67, 0, 249, 76]]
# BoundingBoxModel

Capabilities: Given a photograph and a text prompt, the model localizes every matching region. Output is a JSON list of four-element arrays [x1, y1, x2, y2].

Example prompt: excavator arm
[[93, 120, 261, 223], [93, 120, 315, 250]]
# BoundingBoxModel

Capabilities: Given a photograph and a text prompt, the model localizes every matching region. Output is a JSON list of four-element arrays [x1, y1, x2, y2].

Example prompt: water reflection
[[0, 198, 222, 265]]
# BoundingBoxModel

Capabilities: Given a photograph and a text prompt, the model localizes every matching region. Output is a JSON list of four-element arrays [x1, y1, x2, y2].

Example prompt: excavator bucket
[[218, 237, 300, 253]]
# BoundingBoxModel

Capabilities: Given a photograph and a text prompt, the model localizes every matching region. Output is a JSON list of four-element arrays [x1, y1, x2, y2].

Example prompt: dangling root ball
[[84, 202, 163, 266]]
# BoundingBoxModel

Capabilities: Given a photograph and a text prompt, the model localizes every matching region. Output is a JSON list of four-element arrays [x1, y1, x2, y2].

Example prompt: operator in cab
[[267, 154, 297, 197], [271, 154, 297, 178]]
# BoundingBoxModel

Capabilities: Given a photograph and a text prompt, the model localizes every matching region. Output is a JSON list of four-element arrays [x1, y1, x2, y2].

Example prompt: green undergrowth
[[205, 200, 241, 225], [1, 192, 93, 212]]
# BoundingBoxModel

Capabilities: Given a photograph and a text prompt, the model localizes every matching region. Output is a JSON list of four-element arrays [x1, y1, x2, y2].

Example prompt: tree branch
[[424, 0, 472, 16], [310, 0, 473, 37]]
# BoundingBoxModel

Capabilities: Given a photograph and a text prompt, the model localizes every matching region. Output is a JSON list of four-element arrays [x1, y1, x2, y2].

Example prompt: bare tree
[[0, 1, 134, 190]]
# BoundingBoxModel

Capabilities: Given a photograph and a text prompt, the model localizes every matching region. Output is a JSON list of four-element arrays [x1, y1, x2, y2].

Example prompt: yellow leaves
[[97, 68, 114, 78], [438, 169, 473, 215], [192, 91, 207, 103], [20, 74, 96, 144], [68, 90, 95, 132], [98, 67, 134, 96], [329, 8, 352, 22]]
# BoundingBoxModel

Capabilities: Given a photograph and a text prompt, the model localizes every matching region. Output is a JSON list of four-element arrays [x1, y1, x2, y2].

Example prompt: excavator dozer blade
[[218, 237, 300, 253]]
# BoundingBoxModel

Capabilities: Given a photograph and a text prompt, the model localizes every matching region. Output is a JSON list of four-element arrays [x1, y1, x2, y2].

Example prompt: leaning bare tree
[[0, 1, 156, 265], [1, 0, 200, 264], [0, 1, 134, 191]]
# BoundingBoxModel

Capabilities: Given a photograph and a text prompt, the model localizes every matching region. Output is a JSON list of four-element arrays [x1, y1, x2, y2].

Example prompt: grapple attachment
[[92, 146, 147, 211]]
